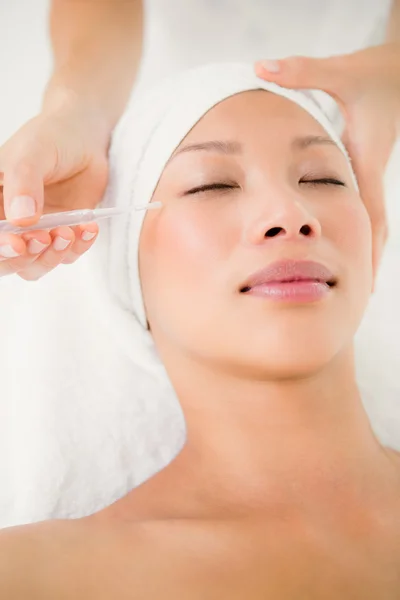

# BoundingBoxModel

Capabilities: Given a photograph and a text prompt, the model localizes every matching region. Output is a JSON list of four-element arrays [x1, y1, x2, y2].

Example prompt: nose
[[241, 188, 322, 246]]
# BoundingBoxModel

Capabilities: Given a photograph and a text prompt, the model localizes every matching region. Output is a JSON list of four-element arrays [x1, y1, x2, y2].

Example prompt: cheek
[[326, 198, 372, 298], [329, 199, 371, 256], [160, 212, 225, 273], [162, 214, 217, 261], [139, 210, 233, 315]]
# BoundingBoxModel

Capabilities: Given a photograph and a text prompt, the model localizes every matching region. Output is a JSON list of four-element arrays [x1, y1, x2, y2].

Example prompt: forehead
[[178, 89, 327, 146]]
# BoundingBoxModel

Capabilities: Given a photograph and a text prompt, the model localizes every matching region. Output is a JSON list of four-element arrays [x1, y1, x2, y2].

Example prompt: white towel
[[0, 62, 399, 530]]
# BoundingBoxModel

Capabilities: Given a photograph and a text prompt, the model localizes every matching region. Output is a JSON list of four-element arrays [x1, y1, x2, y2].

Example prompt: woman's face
[[139, 90, 372, 378]]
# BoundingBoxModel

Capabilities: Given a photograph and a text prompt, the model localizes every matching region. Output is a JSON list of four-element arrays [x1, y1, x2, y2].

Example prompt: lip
[[239, 259, 337, 302]]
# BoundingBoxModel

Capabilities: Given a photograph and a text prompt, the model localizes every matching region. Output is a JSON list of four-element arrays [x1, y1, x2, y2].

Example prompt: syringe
[[0, 201, 162, 234]]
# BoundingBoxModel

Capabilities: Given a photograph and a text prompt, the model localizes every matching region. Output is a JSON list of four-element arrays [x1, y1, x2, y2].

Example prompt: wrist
[[41, 56, 135, 134], [388, 43, 400, 99], [41, 81, 112, 148]]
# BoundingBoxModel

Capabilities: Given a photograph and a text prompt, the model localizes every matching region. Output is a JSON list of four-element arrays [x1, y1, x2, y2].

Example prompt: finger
[[17, 226, 75, 281], [0, 233, 27, 277], [0, 230, 52, 277], [21, 230, 52, 260], [254, 55, 349, 100], [1, 150, 48, 227], [60, 223, 99, 265]]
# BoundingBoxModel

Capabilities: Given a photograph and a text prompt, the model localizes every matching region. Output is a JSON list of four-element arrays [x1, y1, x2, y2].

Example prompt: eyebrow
[[170, 135, 338, 161]]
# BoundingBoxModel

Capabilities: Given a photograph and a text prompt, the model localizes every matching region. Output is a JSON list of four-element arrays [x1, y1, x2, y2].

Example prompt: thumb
[[255, 55, 348, 100], [1, 150, 46, 225]]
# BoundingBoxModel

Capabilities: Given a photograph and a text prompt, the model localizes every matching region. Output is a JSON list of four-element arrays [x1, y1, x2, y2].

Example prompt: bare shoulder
[[1, 518, 202, 599], [0, 514, 240, 599], [1, 513, 399, 599], [0, 519, 88, 599], [0, 516, 176, 600]]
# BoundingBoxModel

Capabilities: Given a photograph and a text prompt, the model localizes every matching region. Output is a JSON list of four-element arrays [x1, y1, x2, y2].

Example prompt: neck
[[158, 345, 398, 517]]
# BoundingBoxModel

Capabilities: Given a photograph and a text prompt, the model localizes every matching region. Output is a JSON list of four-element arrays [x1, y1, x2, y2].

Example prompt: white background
[[0, 0, 51, 144]]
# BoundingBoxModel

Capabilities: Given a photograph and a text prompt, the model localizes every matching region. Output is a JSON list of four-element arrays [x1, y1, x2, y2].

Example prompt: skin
[[1, 91, 400, 598]]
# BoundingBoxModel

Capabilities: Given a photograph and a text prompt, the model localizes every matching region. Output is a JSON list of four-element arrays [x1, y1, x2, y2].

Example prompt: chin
[[222, 318, 350, 381], [233, 345, 339, 381]]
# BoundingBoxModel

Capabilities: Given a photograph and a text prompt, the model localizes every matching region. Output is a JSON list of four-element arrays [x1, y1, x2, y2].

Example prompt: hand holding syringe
[[0, 190, 161, 281], [0, 100, 162, 281]]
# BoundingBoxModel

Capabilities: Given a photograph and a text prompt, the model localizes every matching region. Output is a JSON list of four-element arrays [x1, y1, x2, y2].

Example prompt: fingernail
[[81, 231, 96, 241], [27, 239, 49, 255], [0, 244, 21, 258], [259, 59, 281, 73], [53, 236, 71, 251], [8, 195, 36, 220]]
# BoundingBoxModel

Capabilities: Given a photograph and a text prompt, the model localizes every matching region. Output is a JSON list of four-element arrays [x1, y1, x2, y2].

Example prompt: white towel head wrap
[[100, 62, 357, 342]]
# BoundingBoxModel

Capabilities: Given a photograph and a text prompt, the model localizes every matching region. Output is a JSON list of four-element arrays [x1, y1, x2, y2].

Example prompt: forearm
[[386, 0, 400, 43], [41, 0, 143, 133]]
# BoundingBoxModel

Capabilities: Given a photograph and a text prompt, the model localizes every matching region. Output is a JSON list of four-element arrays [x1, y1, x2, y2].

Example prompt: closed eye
[[301, 177, 346, 187], [184, 178, 345, 196], [185, 182, 239, 195]]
